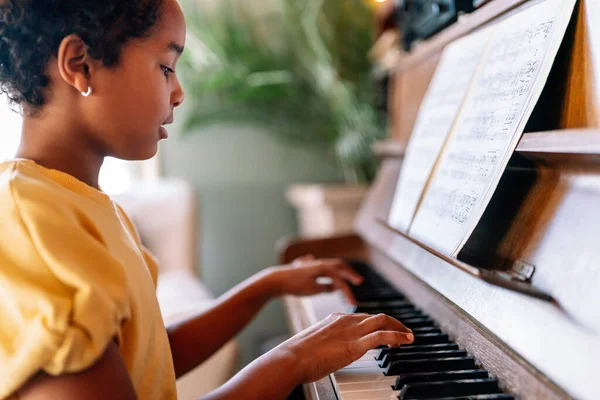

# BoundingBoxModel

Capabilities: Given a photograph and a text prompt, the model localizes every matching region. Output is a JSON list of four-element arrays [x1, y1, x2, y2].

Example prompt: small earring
[[81, 86, 92, 97]]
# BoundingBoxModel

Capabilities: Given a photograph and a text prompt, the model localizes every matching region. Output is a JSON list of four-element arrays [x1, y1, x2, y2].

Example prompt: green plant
[[179, 0, 385, 183]]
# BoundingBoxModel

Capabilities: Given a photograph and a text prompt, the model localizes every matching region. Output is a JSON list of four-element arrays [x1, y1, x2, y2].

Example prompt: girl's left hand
[[267, 255, 364, 305]]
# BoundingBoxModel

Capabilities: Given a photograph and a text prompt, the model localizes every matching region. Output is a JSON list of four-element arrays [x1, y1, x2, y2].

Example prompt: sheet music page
[[388, 29, 492, 232], [409, 0, 577, 256]]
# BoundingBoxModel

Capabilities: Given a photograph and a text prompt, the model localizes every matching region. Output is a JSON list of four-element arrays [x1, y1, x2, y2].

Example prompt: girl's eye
[[160, 65, 174, 78]]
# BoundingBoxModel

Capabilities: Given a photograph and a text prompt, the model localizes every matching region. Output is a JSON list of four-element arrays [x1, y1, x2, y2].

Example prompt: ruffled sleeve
[[0, 182, 131, 398]]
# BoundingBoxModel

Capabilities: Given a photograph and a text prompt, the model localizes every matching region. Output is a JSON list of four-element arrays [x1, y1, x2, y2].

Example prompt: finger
[[335, 263, 364, 286], [311, 278, 356, 306], [331, 277, 358, 306], [326, 312, 372, 328], [357, 313, 413, 335], [292, 254, 315, 266], [319, 260, 363, 286], [322, 312, 367, 327], [356, 330, 415, 352]]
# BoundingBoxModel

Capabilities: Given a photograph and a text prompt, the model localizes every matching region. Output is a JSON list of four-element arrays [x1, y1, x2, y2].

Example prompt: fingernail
[[406, 334, 414, 341]]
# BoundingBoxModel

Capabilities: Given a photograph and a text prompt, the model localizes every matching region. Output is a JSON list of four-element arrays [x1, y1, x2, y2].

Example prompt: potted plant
[[179, 0, 385, 236]]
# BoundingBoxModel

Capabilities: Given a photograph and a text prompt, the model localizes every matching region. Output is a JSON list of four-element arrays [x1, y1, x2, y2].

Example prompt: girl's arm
[[18, 342, 138, 400], [201, 312, 414, 400], [166, 257, 364, 378], [166, 267, 280, 378]]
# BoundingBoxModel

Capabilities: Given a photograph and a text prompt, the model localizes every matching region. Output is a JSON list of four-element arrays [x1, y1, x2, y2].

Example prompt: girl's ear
[[56, 35, 94, 95]]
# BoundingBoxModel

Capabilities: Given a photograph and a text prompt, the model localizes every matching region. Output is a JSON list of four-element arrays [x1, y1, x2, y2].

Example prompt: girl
[[0, 1, 414, 399]]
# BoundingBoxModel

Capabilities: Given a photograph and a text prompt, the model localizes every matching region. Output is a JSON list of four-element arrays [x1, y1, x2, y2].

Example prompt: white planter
[[285, 184, 369, 237]]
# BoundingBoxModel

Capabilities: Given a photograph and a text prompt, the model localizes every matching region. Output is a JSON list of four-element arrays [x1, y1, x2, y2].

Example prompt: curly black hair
[[0, 0, 163, 110]]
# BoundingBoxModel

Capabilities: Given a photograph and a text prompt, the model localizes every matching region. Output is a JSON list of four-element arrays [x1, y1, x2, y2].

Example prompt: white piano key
[[334, 369, 390, 384], [343, 359, 382, 369], [337, 377, 396, 391], [356, 350, 379, 361], [339, 388, 400, 399]]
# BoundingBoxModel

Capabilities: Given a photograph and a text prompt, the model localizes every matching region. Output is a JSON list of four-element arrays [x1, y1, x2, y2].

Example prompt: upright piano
[[279, 0, 600, 399]]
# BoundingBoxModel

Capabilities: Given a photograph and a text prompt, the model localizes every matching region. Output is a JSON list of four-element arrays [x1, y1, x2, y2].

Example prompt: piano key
[[398, 378, 500, 399], [376, 344, 460, 361], [412, 333, 450, 345], [392, 370, 489, 390], [384, 311, 427, 320], [337, 377, 397, 391], [385, 357, 476, 376], [338, 388, 400, 399], [432, 395, 515, 400], [409, 327, 442, 334], [333, 369, 396, 388], [353, 300, 415, 312], [356, 293, 406, 302], [344, 364, 387, 373], [357, 350, 381, 361], [335, 369, 393, 384], [380, 350, 468, 368], [400, 318, 436, 329]]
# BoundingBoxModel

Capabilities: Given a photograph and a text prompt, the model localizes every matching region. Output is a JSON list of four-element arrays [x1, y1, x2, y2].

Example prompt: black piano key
[[432, 395, 515, 400], [412, 333, 450, 345], [385, 356, 476, 376], [386, 311, 427, 320], [410, 327, 442, 334], [398, 378, 500, 399], [401, 318, 436, 329], [376, 343, 459, 360], [393, 369, 489, 390], [354, 299, 414, 311], [380, 349, 467, 368], [355, 293, 406, 302]]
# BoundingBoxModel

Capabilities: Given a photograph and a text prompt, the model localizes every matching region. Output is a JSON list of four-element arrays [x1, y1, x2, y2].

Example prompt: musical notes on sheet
[[388, 30, 492, 232], [409, 0, 577, 256]]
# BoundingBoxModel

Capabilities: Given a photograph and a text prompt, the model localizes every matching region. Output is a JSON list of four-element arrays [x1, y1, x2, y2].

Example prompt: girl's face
[[80, 0, 186, 160]]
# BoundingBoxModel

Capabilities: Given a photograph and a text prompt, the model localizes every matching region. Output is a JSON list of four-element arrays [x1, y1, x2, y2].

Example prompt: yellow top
[[0, 159, 177, 399]]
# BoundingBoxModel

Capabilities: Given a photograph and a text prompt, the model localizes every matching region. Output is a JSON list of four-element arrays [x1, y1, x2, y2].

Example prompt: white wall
[[0, 96, 22, 160]]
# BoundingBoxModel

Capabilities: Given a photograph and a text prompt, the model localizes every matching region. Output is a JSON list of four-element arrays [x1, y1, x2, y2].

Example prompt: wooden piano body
[[279, 0, 600, 399]]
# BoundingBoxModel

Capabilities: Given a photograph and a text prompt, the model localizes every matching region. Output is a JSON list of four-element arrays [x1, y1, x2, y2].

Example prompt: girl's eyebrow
[[168, 42, 184, 55]]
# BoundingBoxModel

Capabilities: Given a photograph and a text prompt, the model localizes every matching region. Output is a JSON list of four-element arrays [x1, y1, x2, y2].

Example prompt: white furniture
[[285, 184, 368, 237]]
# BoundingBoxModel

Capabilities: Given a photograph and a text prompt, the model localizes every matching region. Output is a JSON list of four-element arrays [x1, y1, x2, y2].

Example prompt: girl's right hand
[[277, 312, 414, 384]]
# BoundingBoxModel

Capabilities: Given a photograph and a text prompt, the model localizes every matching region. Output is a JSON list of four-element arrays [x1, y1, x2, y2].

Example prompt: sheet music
[[388, 30, 492, 232], [409, 0, 577, 256]]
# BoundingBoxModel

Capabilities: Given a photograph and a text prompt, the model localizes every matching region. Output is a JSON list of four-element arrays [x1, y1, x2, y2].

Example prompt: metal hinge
[[498, 260, 536, 282]]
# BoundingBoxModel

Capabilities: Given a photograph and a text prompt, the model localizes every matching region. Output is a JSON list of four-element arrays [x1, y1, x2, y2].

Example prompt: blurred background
[[0, 0, 398, 397]]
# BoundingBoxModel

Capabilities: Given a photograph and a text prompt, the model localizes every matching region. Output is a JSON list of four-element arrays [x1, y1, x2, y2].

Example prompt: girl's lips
[[159, 126, 169, 139]]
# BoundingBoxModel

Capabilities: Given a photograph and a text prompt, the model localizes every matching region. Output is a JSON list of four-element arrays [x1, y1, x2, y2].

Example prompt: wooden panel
[[277, 234, 367, 265], [372, 140, 405, 158], [378, 128, 600, 159], [353, 158, 403, 247], [560, 0, 600, 128], [390, 53, 441, 143], [584, 0, 600, 117], [517, 129, 600, 153], [516, 128, 600, 166]]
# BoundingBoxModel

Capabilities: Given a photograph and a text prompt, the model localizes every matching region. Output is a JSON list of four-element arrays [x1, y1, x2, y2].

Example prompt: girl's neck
[[16, 117, 105, 190]]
